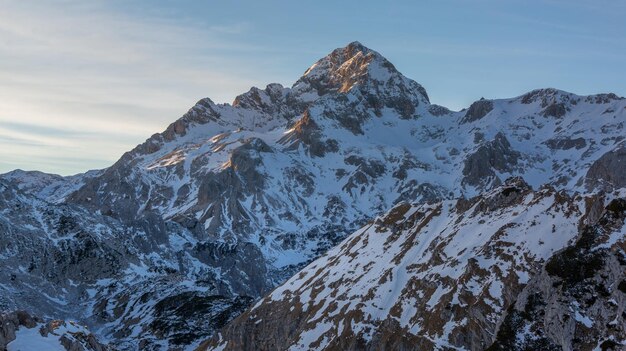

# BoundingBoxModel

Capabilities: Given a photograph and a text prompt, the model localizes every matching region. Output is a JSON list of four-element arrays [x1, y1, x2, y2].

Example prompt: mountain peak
[[330, 40, 371, 57], [322, 40, 375, 66], [345, 40, 366, 49], [299, 41, 390, 87], [292, 41, 429, 105]]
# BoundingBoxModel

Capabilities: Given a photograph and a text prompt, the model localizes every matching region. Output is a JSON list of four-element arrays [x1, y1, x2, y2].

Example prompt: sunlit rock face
[[1, 42, 625, 349]]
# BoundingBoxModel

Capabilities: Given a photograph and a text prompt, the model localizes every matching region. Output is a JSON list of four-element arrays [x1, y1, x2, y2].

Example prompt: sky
[[1, 0, 624, 175]]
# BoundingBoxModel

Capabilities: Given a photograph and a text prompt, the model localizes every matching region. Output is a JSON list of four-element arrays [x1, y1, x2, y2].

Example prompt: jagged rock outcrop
[[0, 311, 39, 349], [586, 145, 626, 191], [545, 137, 587, 150], [0, 311, 109, 351], [461, 98, 494, 123], [462, 132, 520, 189]]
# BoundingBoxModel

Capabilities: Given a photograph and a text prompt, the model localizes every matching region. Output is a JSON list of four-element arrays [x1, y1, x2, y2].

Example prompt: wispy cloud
[[0, 1, 280, 175]]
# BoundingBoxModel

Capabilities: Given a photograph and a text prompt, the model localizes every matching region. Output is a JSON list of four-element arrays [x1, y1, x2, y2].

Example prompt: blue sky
[[1, 0, 624, 175]]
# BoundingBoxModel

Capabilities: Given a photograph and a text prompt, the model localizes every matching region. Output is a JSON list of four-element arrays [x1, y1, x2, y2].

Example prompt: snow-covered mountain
[[1, 41, 625, 349]]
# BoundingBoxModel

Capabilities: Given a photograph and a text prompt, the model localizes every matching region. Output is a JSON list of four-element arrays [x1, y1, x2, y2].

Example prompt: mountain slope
[[202, 183, 626, 350]]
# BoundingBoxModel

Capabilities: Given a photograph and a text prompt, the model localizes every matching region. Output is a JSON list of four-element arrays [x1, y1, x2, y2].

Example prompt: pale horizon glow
[[1, 0, 624, 175]]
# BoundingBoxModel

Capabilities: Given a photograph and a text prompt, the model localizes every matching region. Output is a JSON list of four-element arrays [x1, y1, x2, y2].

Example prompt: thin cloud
[[0, 1, 278, 175]]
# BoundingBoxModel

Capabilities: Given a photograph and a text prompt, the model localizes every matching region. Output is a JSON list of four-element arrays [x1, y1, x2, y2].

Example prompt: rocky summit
[[1, 42, 625, 350]]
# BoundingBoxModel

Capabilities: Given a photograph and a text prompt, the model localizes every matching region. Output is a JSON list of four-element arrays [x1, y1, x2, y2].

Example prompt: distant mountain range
[[1, 42, 624, 350]]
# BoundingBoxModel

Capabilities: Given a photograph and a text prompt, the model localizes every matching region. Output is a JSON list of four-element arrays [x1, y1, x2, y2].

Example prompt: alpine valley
[[1, 42, 625, 350]]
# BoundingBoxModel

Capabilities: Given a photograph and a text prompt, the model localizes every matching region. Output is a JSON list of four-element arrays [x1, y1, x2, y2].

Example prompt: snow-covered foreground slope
[[202, 181, 626, 350], [1, 41, 625, 349]]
